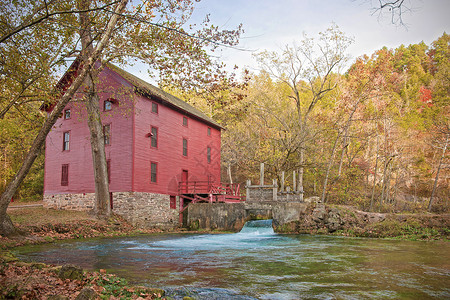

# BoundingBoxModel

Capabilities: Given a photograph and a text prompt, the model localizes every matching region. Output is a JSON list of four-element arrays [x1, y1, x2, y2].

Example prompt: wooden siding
[[44, 65, 221, 197], [132, 93, 221, 195], [44, 67, 134, 195]]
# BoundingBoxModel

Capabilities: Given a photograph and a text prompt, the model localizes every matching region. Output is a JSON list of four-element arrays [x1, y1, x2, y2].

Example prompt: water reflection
[[15, 220, 450, 299]]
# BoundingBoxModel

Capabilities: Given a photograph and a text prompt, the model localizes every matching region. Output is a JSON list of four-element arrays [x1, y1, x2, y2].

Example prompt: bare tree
[[254, 24, 353, 200]]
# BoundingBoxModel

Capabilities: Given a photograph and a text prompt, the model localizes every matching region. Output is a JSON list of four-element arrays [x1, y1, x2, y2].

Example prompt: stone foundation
[[43, 192, 180, 229], [44, 193, 95, 211], [113, 192, 179, 229]]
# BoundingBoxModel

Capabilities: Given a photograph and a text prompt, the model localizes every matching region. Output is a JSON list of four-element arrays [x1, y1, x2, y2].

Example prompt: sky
[[129, 0, 450, 82]]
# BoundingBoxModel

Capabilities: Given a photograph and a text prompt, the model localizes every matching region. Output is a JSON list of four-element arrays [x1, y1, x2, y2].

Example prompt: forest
[[0, 1, 448, 217], [210, 33, 450, 213]]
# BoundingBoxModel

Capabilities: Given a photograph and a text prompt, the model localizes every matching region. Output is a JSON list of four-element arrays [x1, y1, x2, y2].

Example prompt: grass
[[8, 207, 96, 226]]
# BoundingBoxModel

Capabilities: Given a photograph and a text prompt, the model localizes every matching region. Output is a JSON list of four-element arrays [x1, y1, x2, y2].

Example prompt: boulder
[[58, 264, 84, 281]]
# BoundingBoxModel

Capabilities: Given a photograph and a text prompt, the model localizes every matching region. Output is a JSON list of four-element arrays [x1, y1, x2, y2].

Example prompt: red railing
[[178, 181, 243, 200]]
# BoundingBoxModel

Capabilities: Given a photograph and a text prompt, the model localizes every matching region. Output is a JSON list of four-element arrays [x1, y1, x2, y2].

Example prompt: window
[[182, 138, 188, 157], [150, 162, 157, 183], [64, 109, 71, 120], [104, 100, 112, 111], [61, 164, 69, 186], [151, 102, 158, 114], [63, 131, 70, 151], [150, 126, 158, 148], [107, 160, 111, 183], [103, 124, 111, 145], [183, 116, 188, 127], [170, 196, 176, 209], [207, 127, 211, 136], [207, 146, 211, 164]]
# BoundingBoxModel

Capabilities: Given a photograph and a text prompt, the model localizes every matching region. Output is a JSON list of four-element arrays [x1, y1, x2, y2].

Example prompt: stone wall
[[272, 202, 308, 227], [43, 192, 179, 229], [246, 186, 275, 202], [44, 193, 95, 211], [187, 202, 309, 232], [113, 192, 179, 229], [277, 193, 302, 202], [187, 203, 247, 232]]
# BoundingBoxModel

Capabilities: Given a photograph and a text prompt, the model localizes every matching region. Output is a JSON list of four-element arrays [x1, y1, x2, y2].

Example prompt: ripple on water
[[13, 220, 450, 300]]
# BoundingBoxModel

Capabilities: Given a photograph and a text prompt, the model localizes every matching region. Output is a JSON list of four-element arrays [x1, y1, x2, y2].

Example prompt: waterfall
[[238, 219, 274, 236]]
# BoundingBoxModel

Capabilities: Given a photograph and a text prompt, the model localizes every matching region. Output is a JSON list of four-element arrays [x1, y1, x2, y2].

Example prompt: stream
[[15, 220, 450, 299]]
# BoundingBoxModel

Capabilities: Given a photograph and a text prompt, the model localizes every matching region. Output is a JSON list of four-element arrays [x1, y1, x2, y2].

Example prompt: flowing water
[[15, 220, 450, 299]]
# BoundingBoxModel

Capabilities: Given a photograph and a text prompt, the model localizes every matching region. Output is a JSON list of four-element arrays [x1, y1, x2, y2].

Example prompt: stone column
[[281, 171, 285, 192], [246, 179, 251, 201]]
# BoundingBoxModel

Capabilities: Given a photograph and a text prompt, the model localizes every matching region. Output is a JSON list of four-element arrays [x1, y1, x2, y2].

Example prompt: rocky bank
[[274, 202, 450, 240]]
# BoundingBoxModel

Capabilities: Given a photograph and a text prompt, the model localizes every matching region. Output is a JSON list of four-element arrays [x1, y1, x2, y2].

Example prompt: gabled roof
[[107, 63, 222, 129]]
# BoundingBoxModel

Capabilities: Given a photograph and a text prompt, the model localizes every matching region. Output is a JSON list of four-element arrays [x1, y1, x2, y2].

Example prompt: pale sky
[[129, 0, 450, 81]]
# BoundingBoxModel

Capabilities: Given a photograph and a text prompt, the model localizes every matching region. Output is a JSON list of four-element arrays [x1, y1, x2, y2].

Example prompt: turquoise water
[[15, 220, 450, 299]]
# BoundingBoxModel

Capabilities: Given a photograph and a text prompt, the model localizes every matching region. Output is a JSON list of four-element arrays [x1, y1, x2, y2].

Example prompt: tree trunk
[[298, 148, 304, 201], [85, 74, 111, 217], [428, 134, 449, 212], [369, 134, 379, 212], [0, 0, 127, 236], [321, 130, 341, 203], [227, 162, 233, 184], [338, 124, 349, 176], [379, 156, 393, 208], [78, 0, 111, 218]]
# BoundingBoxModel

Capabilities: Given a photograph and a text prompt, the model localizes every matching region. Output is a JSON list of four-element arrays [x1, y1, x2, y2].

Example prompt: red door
[[182, 170, 188, 193]]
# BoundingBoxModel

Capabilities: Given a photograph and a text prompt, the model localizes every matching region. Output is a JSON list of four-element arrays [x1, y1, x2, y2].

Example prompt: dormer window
[[104, 100, 113, 111], [64, 109, 71, 120]]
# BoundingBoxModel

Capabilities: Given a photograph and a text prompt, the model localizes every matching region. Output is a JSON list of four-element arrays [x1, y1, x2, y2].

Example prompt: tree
[[254, 24, 352, 199], [1, 0, 243, 233], [0, 0, 129, 236], [369, 0, 417, 27], [69, 0, 243, 217]]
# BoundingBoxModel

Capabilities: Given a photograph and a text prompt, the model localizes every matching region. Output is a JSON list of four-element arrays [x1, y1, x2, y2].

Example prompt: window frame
[[170, 195, 176, 209], [182, 116, 188, 127], [63, 131, 70, 151], [207, 127, 211, 136], [150, 126, 158, 148], [151, 102, 158, 114], [104, 100, 113, 111], [182, 138, 188, 157], [64, 109, 71, 120], [207, 146, 211, 164], [103, 124, 111, 146], [150, 161, 158, 183], [61, 164, 69, 186]]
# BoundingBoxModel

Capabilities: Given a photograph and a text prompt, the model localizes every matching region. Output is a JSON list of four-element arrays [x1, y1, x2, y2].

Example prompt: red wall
[[44, 67, 134, 195], [132, 93, 221, 195], [44, 66, 221, 196]]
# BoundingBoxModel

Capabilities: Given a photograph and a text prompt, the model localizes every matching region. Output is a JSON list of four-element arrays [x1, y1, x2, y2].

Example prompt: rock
[[75, 287, 97, 300], [304, 196, 320, 203], [58, 264, 84, 281], [326, 209, 343, 233], [312, 204, 327, 222]]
